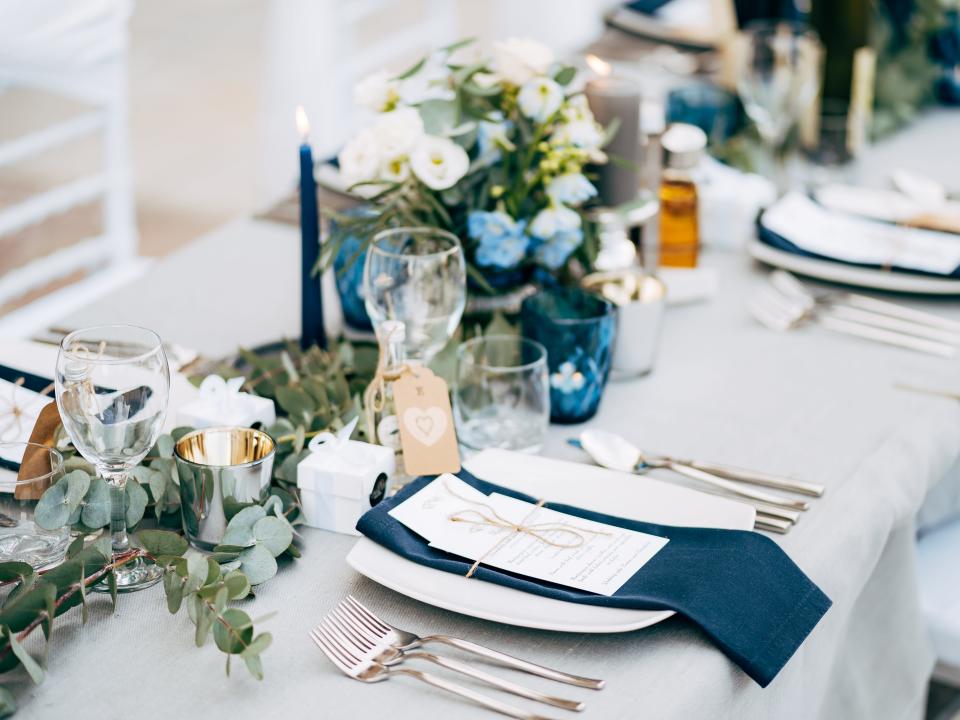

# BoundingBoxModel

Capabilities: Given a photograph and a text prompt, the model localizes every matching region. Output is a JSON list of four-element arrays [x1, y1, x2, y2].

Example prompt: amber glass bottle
[[658, 124, 706, 268]]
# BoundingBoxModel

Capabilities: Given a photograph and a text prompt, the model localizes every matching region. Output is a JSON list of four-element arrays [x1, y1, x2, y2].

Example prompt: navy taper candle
[[297, 106, 325, 350]]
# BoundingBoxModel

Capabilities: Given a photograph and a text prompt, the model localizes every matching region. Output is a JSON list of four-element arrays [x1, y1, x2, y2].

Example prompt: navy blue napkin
[[757, 211, 960, 279], [357, 471, 831, 687]]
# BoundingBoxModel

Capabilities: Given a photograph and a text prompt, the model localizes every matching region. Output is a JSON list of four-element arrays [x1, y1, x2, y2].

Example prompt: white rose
[[492, 37, 554, 86], [517, 77, 564, 123], [338, 129, 382, 185], [373, 107, 424, 158], [354, 70, 400, 112], [410, 136, 469, 190], [530, 202, 581, 239]]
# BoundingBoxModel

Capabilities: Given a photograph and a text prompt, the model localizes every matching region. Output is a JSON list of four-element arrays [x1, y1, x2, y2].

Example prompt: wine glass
[[735, 20, 822, 193], [363, 227, 467, 364], [55, 325, 170, 592]]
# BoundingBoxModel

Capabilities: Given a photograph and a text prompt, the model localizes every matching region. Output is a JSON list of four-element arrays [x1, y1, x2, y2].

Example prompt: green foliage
[[3, 341, 365, 715]]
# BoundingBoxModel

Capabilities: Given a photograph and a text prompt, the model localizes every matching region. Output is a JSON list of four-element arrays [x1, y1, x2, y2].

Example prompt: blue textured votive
[[521, 287, 617, 424]]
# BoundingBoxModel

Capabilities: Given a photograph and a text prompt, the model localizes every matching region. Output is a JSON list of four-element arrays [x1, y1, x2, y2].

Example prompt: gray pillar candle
[[586, 76, 641, 207]]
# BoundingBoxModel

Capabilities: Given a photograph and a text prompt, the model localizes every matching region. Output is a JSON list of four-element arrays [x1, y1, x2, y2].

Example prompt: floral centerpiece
[[329, 37, 610, 303]]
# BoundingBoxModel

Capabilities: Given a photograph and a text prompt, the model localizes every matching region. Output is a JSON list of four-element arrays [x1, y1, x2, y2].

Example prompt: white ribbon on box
[[297, 418, 395, 535], [175, 375, 276, 429]]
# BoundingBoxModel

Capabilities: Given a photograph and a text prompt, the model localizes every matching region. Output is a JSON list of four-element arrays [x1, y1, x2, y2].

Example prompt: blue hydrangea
[[533, 228, 583, 269], [546, 173, 597, 205], [468, 210, 531, 269]]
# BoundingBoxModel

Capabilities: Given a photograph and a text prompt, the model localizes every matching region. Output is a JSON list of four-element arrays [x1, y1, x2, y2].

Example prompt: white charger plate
[[749, 238, 960, 296], [346, 449, 755, 633]]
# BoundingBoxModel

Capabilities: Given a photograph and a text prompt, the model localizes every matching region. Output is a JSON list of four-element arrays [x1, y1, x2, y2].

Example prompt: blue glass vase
[[329, 210, 374, 331], [520, 287, 617, 424]]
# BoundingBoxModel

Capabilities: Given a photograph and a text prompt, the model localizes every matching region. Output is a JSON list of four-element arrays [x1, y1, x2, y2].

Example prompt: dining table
[[8, 108, 960, 720]]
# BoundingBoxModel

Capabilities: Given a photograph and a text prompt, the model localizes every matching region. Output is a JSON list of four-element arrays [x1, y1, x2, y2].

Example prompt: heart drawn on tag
[[402, 406, 447, 447]]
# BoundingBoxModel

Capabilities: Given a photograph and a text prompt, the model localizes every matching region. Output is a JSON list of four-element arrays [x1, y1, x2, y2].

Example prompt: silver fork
[[341, 596, 605, 690], [749, 282, 957, 358], [325, 603, 584, 711], [309, 624, 558, 720]]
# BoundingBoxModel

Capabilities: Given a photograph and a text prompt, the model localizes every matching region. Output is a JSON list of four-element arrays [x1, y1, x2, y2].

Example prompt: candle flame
[[586, 54, 612, 77], [296, 105, 310, 137]]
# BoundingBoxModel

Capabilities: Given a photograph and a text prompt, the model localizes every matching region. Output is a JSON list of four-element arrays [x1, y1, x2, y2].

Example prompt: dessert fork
[[309, 624, 557, 720], [341, 595, 605, 690], [323, 602, 584, 711]]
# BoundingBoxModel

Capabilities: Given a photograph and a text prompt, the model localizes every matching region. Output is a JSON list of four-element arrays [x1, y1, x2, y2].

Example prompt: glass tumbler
[[0, 443, 69, 569], [454, 336, 549, 454], [521, 288, 618, 424]]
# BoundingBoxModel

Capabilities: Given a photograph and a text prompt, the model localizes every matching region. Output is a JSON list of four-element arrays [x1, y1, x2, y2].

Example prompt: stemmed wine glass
[[363, 227, 467, 364], [735, 20, 822, 193], [55, 325, 170, 592]]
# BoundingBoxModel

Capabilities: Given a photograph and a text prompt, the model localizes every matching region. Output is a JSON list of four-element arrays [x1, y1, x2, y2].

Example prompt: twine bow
[[362, 323, 419, 436], [441, 480, 609, 579]]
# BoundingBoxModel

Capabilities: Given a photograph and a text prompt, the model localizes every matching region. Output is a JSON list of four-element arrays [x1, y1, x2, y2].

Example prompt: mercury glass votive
[[174, 427, 275, 551], [520, 288, 617, 424]]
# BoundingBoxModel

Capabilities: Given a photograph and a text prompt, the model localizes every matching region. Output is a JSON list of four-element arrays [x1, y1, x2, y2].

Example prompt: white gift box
[[297, 423, 395, 535], [176, 375, 276, 429]]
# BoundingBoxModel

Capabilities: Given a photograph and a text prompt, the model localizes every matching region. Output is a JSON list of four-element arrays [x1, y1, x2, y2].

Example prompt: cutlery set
[[312, 595, 603, 720], [574, 429, 825, 534], [749, 270, 960, 358]]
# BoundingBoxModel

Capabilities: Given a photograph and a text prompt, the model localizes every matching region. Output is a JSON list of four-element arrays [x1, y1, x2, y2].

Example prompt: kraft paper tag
[[392, 367, 460, 476], [16, 401, 62, 500]]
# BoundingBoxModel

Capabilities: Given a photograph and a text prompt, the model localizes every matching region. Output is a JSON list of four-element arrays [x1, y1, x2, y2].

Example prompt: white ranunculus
[[517, 77, 564, 122], [373, 107, 424, 158], [338, 129, 382, 186], [530, 202, 582, 239], [409, 136, 469, 190], [354, 70, 400, 112], [492, 37, 554, 86]]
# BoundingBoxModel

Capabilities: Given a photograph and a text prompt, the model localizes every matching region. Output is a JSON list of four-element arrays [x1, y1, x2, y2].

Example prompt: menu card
[[389, 475, 668, 596]]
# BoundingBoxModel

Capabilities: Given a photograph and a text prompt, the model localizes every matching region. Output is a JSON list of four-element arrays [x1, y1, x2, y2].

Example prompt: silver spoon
[[577, 430, 810, 513]]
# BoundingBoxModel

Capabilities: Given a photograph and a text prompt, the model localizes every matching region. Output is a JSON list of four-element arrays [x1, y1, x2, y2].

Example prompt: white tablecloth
[[9, 112, 960, 719]]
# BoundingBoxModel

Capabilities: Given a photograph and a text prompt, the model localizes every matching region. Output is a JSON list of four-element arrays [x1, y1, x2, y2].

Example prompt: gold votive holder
[[582, 269, 667, 380]]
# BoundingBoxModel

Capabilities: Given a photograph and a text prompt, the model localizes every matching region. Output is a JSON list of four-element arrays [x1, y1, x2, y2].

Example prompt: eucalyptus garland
[[0, 341, 370, 717]]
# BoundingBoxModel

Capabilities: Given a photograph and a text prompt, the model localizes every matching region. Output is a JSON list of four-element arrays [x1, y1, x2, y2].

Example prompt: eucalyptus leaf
[[171, 426, 194, 443], [184, 553, 208, 594], [238, 544, 277, 586], [275, 386, 315, 420], [156, 435, 175, 459], [243, 652, 264, 681], [223, 571, 251, 600], [0, 583, 57, 633], [35, 471, 90, 530], [222, 505, 266, 547], [124, 479, 149, 528], [213, 608, 254, 654], [139, 530, 188, 558], [195, 605, 214, 647], [4, 628, 43, 684], [0, 562, 34, 584], [163, 570, 184, 613], [80, 477, 111, 528], [419, 99, 458, 135], [0, 683, 16, 718], [252, 517, 293, 558]]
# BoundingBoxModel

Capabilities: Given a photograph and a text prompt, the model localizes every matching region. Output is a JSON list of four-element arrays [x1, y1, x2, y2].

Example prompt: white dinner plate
[[749, 238, 960, 296], [346, 449, 755, 633]]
